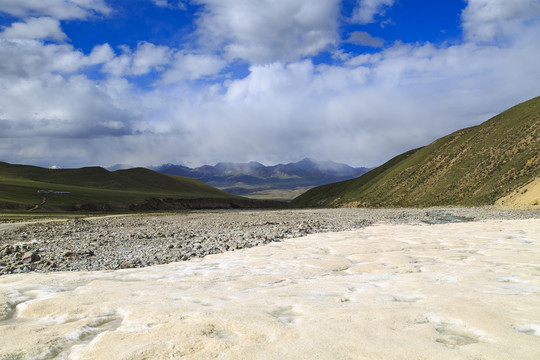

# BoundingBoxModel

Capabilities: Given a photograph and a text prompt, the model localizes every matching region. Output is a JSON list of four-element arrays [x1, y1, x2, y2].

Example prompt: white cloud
[[193, 0, 341, 63], [0, 38, 115, 79], [0, 17, 67, 41], [462, 0, 540, 42], [225, 61, 315, 101], [0, 38, 139, 164], [0, 0, 111, 20], [102, 42, 173, 76], [132, 42, 173, 75], [87, 43, 115, 64], [0, 39, 78, 77], [352, 0, 395, 24], [101, 46, 132, 77], [0, 73, 137, 140], [160, 52, 226, 84]]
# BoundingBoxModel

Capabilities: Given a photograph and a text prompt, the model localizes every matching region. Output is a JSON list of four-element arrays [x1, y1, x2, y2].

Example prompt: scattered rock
[[22, 251, 40, 264]]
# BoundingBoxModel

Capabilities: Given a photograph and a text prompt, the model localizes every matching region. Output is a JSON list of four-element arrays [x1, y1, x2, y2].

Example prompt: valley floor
[[0, 208, 538, 275], [0, 213, 538, 359]]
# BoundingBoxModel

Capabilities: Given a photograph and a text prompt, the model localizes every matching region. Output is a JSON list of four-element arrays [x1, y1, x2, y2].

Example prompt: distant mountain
[[291, 158, 363, 176], [0, 162, 280, 211], [151, 158, 370, 200], [290, 96, 540, 208]]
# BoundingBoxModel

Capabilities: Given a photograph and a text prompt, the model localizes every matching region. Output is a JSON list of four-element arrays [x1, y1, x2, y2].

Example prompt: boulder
[[22, 251, 41, 264]]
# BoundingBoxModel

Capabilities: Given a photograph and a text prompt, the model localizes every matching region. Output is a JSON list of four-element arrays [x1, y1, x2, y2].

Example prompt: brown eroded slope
[[496, 177, 540, 208]]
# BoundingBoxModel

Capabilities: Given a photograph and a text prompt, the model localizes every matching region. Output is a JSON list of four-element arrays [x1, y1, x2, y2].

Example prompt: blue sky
[[0, 0, 539, 168], [62, 1, 464, 60]]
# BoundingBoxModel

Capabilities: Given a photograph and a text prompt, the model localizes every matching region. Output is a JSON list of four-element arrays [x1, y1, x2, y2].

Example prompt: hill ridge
[[0, 162, 282, 211]]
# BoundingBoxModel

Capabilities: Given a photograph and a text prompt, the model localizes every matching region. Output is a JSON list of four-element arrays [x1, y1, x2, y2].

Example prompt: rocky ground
[[0, 208, 538, 275]]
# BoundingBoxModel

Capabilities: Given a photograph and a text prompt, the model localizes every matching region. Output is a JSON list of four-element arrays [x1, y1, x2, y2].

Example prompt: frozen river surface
[[1, 219, 539, 359]]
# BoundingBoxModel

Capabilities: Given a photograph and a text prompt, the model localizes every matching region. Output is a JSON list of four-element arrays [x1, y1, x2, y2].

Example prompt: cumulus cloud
[[160, 52, 226, 84], [352, 0, 395, 24], [0, 17, 67, 41], [462, 0, 540, 42], [345, 31, 385, 47], [193, 0, 341, 63], [0, 0, 111, 20], [0, 38, 139, 163], [0, 73, 137, 140], [102, 42, 173, 76], [0, 38, 115, 79], [131, 42, 173, 75], [99, 42, 223, 82], [87, 43, 115, 64]]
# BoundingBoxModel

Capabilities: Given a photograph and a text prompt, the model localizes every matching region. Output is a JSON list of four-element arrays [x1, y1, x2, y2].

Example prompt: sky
[[0, 0, 539, 169]]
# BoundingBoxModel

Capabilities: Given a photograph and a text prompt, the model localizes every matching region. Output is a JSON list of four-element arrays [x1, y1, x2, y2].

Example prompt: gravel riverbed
[[0, 208, 538, 275]]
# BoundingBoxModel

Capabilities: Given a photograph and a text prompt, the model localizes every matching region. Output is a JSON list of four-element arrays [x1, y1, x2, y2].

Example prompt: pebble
[[0, 208, 538, 275]]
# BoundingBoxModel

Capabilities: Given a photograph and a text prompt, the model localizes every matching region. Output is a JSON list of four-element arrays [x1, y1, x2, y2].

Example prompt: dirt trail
[[0, 218, 70, 233], [28, 197, 47, 211], [0, 214, 135, 233]]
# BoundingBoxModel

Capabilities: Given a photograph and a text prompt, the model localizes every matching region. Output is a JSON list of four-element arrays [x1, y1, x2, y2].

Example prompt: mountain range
[[149, 158, 370, 199], [291, 96, 540, 208]]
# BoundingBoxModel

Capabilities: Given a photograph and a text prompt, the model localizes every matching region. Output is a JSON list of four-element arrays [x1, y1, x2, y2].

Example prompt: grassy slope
[[0, 163, 237, 210], [291, 96, 540, 208]]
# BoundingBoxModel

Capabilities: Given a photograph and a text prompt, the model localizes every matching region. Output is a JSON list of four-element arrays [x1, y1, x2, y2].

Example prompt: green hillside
[[0, 162, 239, 211], [291, 96, 540, 208]]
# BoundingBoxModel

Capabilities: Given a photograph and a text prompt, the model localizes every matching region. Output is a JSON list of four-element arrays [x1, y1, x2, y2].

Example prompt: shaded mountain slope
[[291, 96, 540, 208]]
